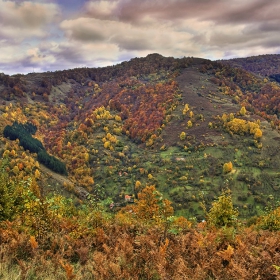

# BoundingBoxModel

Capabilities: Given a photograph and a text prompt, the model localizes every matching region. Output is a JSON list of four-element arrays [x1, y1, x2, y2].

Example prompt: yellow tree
[[206, 189, 238, 227], [34, 169, 41, 179], [240, 106, 246, 116], [254, 128, 262, 139], [180, 132, 186, 140], [187, 120, 193, 128], [182, 104, 189, 115], [135, 180, 142, 190], [223, 161, 233, 173]]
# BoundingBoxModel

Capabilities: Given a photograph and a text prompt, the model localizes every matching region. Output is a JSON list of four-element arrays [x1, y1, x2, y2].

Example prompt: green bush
[[256, 205, 280, 231]]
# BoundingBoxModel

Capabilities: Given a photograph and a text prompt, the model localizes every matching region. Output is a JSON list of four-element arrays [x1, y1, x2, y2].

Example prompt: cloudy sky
[[1, 0, 280, 75]]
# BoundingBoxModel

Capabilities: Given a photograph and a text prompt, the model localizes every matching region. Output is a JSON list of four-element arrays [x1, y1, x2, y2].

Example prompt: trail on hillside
[[39, 164, 90, 199], [39, 164, 74, 187]]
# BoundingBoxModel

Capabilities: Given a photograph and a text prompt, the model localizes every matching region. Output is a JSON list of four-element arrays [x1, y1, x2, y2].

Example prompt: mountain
[[2, 54, 280, 279], [1, 53, 280, 220]]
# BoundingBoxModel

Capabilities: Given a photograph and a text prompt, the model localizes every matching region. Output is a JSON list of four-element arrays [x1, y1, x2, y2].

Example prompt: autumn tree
[[240, 106, 246, 116], [205, 189, 238, 228], [180, 132, 186, 140], [182, 104, 189, 115], [223, 161, 233, 173], [132, 185, 173, 222], [0, 168, 18, 221], [254, 128, 262, 139]]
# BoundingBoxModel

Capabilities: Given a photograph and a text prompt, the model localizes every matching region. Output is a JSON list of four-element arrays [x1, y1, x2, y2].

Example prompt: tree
[[37, 151, 67, 175], [240, 106, 246, 116], [180, 131, 186, 140], [254, 128, 262, 139], [182, 104, 189, 115], [34, 169, 41, 179], [4, 122, 42, 153], [135, 180, 141, 190], [0, 171, 16, 221], [206, 189, 238, 227], [223, 161, 233, 173], [132, 185, 173, 222]]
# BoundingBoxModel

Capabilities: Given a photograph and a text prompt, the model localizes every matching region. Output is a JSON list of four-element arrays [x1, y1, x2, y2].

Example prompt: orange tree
[[127, 185, 174, 224]]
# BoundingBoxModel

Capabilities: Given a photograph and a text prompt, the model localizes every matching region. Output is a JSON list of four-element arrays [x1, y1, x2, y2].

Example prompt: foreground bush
[[0, 169, 280, 279]]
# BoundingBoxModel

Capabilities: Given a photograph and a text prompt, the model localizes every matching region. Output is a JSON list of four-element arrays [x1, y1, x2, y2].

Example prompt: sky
[[1, 0, 280, 75]]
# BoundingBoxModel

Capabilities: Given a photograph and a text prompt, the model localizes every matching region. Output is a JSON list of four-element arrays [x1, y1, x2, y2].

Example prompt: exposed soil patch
[[160, 65, 240, 147]]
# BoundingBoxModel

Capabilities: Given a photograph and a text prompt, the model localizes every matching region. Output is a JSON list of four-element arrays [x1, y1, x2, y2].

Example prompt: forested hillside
[[1, 54, 280, 279], [221, 54, 280, 77]]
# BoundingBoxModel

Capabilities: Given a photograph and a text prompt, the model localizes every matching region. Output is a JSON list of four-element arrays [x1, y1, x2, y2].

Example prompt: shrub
[[256, 206, 280, 231]]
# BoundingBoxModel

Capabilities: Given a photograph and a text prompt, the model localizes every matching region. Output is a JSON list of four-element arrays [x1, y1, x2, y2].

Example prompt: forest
[[1, 53, 280, 279]]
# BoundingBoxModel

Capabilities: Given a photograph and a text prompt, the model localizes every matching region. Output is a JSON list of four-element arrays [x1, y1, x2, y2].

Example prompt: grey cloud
[[209, 33, 253, 47], [243, 21, 280, 35], [85, 0, 280, 27], [0, 47, 85, 75], [60, 17, 158, 51], [114, 0, 219, 22], [69, 27, 106, 42], [114, 35, 152, 51], [84, 0, 222, 23], [264, 40, 280, 49], [0, 0, 60, 44], [206, 28, 276, 50], [60, 0, 280, 66], [60, 18, 109, 42], [0, 53, 38, 75], [258, 22, 280, 33], [51, 45, 85, 64], [209, 0, 280, 25]]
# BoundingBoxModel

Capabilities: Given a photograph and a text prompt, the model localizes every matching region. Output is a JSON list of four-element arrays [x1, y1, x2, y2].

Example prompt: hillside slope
[[1, 54, 280, 219], [221, 54, 280, 77]]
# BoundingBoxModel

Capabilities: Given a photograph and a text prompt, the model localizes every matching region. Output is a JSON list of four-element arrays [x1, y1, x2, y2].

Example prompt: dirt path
[[40, 164, 74, 186], [39, 164, 90, 199]]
